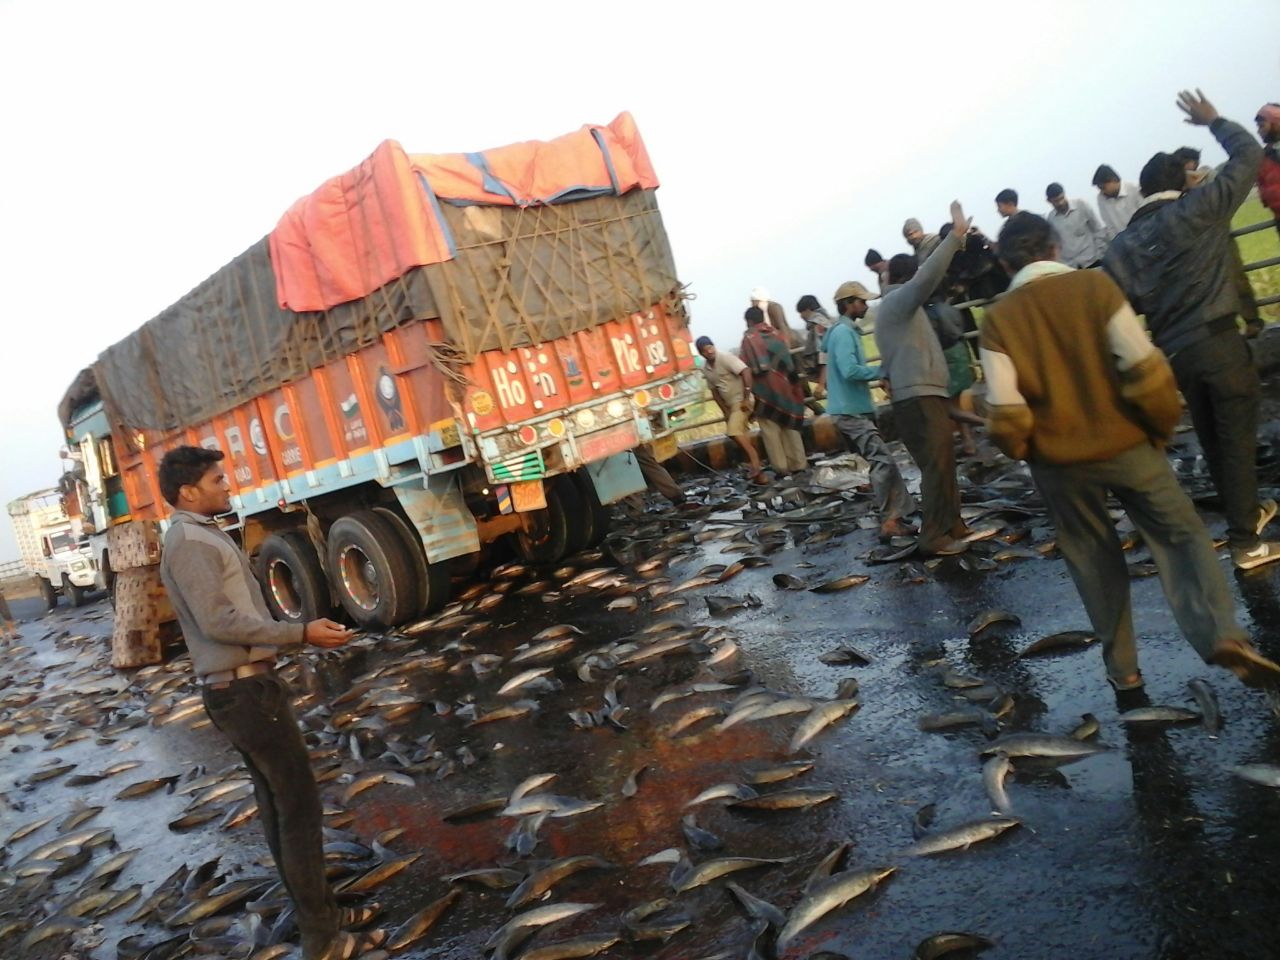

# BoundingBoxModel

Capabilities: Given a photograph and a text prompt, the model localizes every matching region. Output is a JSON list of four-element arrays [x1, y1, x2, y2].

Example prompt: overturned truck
[[59, 113, 699, 667]]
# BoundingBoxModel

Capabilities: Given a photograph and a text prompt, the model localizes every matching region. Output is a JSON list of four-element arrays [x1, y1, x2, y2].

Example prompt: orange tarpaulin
[[268, 113, 660, 313]]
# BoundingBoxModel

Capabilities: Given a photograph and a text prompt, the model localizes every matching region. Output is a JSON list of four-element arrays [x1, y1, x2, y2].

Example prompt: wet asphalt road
[[4, 434, 1280, 960]]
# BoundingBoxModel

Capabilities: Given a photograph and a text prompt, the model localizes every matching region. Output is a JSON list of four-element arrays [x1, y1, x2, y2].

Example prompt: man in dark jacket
[[1103, 89, 1278, 570]]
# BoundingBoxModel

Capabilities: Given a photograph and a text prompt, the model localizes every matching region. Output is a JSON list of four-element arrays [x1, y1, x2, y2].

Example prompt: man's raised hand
[[1177, 89, 1219, 127], [305, 618, 354, 648], [950, 200, 970, 238]]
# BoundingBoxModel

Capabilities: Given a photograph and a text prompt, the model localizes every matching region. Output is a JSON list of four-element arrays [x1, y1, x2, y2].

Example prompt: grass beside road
[[1236, 197, 1280, 321]]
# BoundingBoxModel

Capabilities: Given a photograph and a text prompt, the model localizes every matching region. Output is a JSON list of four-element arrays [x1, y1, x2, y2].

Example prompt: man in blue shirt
[[825, 282, 917, 541]]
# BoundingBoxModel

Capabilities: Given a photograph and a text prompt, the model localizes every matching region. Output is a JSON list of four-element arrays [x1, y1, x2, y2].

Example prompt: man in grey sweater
[[875, 201, 970, 556], [158, 446, 378, 960]]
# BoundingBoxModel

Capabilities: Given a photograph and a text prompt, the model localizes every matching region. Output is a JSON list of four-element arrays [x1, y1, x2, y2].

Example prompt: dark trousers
[[1031, 443, 1245, 681], [1169, 329, 1261, 549], [893, 396, 961, 550], [634, 445, 684, 503], [203, 672, 339, 957]]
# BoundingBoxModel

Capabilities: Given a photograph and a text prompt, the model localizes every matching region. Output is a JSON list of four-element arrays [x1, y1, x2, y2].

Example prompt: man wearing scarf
[[739, 307, 808, 478]]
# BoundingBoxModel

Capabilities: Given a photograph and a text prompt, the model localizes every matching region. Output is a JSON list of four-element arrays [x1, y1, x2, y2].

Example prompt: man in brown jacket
[[980, 212, 1280, 692]]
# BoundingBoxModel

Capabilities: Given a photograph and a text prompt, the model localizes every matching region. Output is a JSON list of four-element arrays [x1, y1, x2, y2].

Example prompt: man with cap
[[1257, 103, 1280, 239], [1104, 89, 1279, 570], [749, 287, 800, 350], [903, 218, 941, 261], [1045, 183, 1106, 268], [1091, 165, 1143, 244], [827, 281, 917, 541], [697, 335, 766, 483], [740, 306, 808, 478], [876, 201, 970, 556]]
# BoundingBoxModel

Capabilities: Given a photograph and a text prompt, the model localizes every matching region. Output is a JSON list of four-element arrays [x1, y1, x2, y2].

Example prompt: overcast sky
[[1, 0, 1278, 562]]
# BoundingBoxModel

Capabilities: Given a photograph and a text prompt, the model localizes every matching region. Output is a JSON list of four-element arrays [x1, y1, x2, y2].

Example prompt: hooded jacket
[[1102, 118, 1261, 356]]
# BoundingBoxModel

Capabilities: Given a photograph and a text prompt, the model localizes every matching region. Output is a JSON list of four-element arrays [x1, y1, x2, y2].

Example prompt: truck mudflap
[[585, 453, 647, 505], [392, 473, 480, 565]]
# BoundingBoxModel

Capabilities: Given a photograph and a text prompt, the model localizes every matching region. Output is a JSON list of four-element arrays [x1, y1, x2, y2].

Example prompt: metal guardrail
[[0, 559, 28, 580]]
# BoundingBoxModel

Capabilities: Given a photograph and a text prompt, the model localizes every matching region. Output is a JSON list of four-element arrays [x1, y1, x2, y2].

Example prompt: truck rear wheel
[[258, 531, 331, 625], [41, 577, 58, 611], [62, 574, 88, 608], [326, 510, 419, 629], [511, 481, 575, 565], [571, 471, 612, 548], [372, 507, 451, 616]]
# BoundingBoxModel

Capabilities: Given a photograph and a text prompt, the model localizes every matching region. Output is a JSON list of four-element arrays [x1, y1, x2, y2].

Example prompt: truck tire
[[571, 470, 612, 548], [62, 574, 88, 608], [257, 531, 331, 625], [372, 507, 451, 616], [553, 475, 592, 556], [326, 510, 419, 629], [41, 577, 58, 611], [511, 481, 574, 565]]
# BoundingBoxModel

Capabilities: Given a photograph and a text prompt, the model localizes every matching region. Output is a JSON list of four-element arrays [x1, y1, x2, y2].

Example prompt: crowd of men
[[695, 90, 1280, 694], [99, 91, 1280, 960]]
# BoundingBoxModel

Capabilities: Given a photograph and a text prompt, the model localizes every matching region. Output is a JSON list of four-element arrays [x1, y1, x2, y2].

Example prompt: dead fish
[[747, 761, 815, 785], [28, 762, 77, 783], [335, 853, 422, 894], [705, 595, 745, 615], [1069, 713, 1100, 741], [667, 704, 727, 738], [803, 841, 851, 893], [485, 902, 598, 960], [621, 764, 649, 798], [387, 888, 462, 952], [444, 867, 524, 889], [818, 646, 872, 666], [919, 709, 997, 735], [912, 803, 937, 840], [116, 775, 180, 799], [497, 668, 556, 697], [607, 597, 639, 612], [967, 609, 1021, 637], [981, 734, 1108, 760], [671, 856, 790, 893], [504, 855, 614, 909], [680, 815, 723, 851], [1016, 630, 1097, 658], [776, 867, 897, 953], [810, 575, 870, 593], [915, 931, 997, 959], [517, 933, 622, 960], [717, 561, 747, 583], [20, 915, 92, 950], [1187, 679, 1223, 737], [724, 882, 786, 929], [909, 816, 1021, 856], [1230, 764, 1280, 788], [5, 814, 55, 845], [772, 574, 809, 591], [835, 677, 860, 699], [441, 797, 507, 822], [533, 624, 586, 640], [511, 638, 578, 665], [164, 877, 272, 926], [983, 753, 1014, 815], [1119, 706, 1201, 725], [58, 804, 104, 833], [469, 700, 538, 727], [728, 787, 837, 811], [341, 770, 415, 804], [686, 783, 759, 807], [789, 699, 860, 754]]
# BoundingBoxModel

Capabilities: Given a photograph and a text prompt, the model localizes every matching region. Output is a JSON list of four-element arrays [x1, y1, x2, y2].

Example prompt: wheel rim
[[266, 558, 304, 620], [338, 544, 379, 612]]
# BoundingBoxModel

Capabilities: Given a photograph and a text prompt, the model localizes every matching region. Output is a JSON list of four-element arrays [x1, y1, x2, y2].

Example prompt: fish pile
[[2, 434, 1279, 959]]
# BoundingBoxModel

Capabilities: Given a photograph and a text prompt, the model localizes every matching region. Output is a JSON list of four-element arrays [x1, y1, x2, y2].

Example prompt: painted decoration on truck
[[575, 327, 622, 398], [629, 309, 677, 381], [262, 389, 304, 476], [355, 342, 411, 444], [216, 412, 255, 491], [517, 345, 567, 414], [291, 378, 336, 465], [323, 359, 371, 456]]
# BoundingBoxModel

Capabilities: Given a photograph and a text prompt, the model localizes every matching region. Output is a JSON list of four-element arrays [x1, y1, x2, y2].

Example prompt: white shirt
[[1046, 199, 1107, 269], [1097, 182, 1143, 243]]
